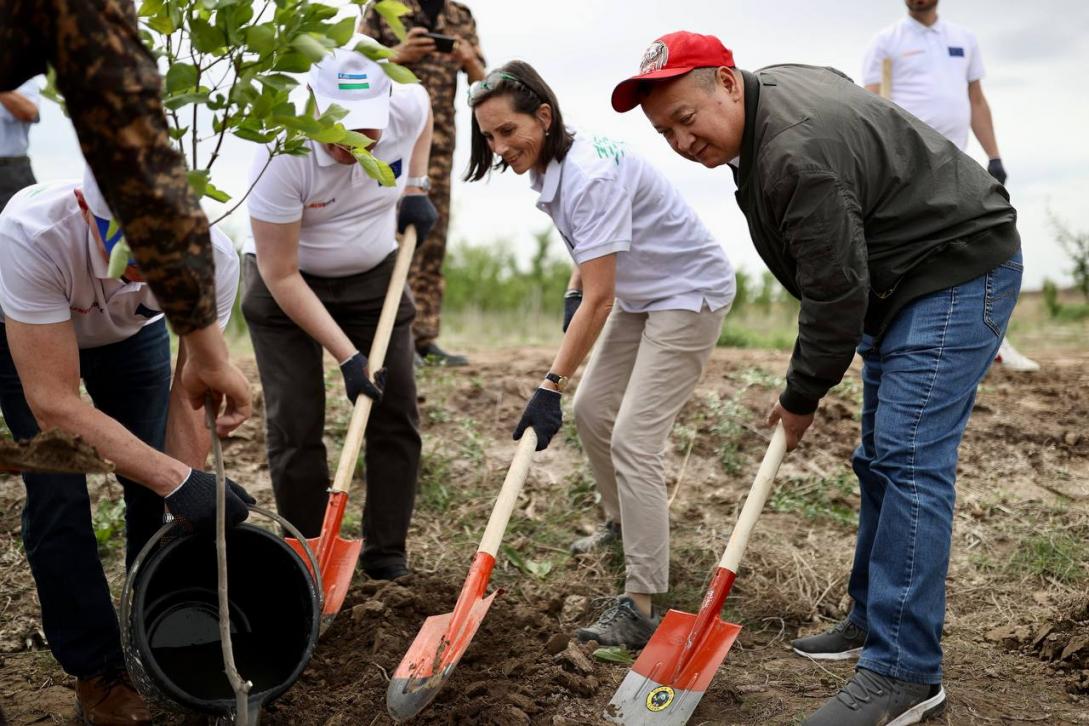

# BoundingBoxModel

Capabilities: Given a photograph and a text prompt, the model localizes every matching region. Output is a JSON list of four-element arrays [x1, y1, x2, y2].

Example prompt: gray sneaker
[[575, 596, 660, 649], [803, 669, 945, 726], [793, 618, 867, 661], [570, 520, 621, 554]]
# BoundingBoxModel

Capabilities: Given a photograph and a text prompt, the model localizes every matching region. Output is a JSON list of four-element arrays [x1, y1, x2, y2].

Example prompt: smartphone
[[425, 32, 456, 53]]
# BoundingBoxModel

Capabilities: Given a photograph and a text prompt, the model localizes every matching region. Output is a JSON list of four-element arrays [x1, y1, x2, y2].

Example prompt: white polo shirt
[[862, 17, 985, 150], [530, 130, 735, 314], [0, 180, 239, 348], [244, 82, 430, 277]]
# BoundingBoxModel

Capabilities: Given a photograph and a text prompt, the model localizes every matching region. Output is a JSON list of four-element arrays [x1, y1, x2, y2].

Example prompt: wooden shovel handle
[[478, 429, 537, 556], [330, 227, 418, 495], [719, 422, 787, 572]]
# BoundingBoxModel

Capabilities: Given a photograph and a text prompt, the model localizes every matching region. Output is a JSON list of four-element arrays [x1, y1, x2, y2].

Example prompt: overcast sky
[[24, 0, 1089, 290]]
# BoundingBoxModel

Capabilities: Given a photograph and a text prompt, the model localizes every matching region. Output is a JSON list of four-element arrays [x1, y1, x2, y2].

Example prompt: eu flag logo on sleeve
[[948, 47, 965, 57], [389, 159, 403, 179]]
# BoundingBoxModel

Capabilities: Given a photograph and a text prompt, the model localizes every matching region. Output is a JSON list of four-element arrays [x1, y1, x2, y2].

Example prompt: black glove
[[512, 387, 562, 451], [398, 194, 438, 243], [340, 351, 386, 404], [165, 469, 254, 533], [563, 290, 582, 333], [987, 158, 1007, 185]]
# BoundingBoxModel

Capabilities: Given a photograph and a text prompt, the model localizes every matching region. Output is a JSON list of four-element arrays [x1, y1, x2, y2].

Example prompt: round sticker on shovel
[[646, 685, 675, 711]]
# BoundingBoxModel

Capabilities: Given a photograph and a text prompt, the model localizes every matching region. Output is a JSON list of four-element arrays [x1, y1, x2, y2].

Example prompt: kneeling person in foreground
[[614, 30, 1023, 726]]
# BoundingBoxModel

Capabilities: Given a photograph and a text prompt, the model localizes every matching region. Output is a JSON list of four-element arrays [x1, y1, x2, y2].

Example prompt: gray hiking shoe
[[793, 618, 867, 661], [570, 520, 621, 554], [575, 596, 660, 649], [803, 669, 945, 726]]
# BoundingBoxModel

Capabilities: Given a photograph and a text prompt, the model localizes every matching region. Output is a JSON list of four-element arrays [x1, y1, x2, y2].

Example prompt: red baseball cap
[[611, 31, 735, 113]]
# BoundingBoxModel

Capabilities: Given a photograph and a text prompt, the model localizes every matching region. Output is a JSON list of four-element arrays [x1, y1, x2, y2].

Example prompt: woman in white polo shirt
[[467, 60, 736, 648], [243, 44, 436, 581]]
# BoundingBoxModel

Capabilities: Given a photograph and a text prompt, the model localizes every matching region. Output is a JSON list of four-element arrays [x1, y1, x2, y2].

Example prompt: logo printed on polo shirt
[[639, 41, 669, 74], [389, 159, 403, 178], [307, 198, 336, 208], [337, 72, 369, 90], [948, 46, 965, 57]]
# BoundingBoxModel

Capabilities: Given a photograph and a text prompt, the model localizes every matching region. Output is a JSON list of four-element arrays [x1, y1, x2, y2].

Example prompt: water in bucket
[[123, 522, 320, 715]]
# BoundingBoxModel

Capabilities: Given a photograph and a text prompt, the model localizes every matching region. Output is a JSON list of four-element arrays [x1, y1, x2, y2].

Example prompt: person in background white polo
[[243, 41, 436, 581], [0, 168, 251, 725], [863, 0, 1040, 372], [467, 61, 736, 649], [0, 75, 41, 211]]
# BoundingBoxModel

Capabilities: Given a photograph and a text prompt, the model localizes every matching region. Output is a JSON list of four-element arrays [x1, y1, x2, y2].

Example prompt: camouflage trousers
[[409, 166, 451, 349]]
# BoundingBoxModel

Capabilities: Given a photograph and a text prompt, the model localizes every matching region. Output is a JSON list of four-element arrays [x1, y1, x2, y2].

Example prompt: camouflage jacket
[[362, 0, 485, 160], [0, 0, 217, 335]]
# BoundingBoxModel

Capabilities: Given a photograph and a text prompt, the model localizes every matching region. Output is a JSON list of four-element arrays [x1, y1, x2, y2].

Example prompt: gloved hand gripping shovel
[[605, 422, 788, 726], [386, 428, 538, 722], [286, 226, 419, 629]]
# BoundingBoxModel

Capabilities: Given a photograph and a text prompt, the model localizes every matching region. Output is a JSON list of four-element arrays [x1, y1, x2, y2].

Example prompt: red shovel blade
[[287, 534, 362, 630], [606, 611, 742, 725], [386, 552, 498, 722]]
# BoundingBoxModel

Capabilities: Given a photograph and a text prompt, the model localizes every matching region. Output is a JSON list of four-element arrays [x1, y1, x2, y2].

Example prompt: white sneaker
[[994, 338, 1040, 372]]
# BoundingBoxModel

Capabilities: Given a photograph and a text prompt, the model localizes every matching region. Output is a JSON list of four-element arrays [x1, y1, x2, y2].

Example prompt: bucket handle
[[120, 505, 323, 659]]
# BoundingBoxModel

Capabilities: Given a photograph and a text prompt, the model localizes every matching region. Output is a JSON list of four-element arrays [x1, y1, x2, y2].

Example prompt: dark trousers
[[0, 156, 37, 212], [0, 320, 170, 678], [241, 253, 420, 570]]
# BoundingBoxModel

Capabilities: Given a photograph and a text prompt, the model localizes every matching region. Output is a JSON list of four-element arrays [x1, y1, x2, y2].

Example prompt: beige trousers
[[572, 304, 728, 594]]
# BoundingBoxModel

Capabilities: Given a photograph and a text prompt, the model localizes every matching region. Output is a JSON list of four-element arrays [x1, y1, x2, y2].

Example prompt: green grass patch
[[1008, 530, 1089, 584], [770, 470, 857, 527]]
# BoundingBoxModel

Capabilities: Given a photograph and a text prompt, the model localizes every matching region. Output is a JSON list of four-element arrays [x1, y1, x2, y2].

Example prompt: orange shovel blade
[[386, 551, 498, 722], [286, 534, 362, 628], [604, 610, 742, 725]]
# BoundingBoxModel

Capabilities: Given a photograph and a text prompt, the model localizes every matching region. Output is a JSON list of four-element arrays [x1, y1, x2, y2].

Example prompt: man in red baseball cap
[[612, 30, 1025, 726]]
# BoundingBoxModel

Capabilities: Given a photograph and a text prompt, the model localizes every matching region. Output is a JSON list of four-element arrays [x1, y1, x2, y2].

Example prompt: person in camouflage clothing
[[0, 0, 251, 433], [362, 0, 485, 366]]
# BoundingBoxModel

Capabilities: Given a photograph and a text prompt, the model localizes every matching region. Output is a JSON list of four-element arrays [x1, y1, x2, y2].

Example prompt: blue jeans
[[0, 320, 170, 678], [847, 252, 1022, 684]]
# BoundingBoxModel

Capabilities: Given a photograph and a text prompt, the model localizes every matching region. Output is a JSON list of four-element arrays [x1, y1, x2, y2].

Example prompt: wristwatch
[[405, 176, 431, 192], [544, 372, 569, 392]]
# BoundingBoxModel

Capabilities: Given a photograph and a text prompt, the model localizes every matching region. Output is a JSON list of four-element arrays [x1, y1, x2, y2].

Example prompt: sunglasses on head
[[467, 70, 541, 107]]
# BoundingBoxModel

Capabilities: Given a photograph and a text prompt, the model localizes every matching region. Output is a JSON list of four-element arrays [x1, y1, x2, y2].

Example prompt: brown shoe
[[75, 669, 151, 725]]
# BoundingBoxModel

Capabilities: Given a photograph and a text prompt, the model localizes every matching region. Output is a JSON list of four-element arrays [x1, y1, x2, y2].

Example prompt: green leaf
[[203, 181, 231, 203], [357, 152, 395, 185], [164, 62, 197, 95], [189, 17, 225, 53], [218, 2, 254, 45], [163, 91, 211, 110], [339, 130, 374, 149], [272, 51, 312, 73], [274, 114, 323, 134], [187, 169, 209, 198], [256, 73, 299, 92], [233, 127, 278, 143], [137, 0, 165, 17], [592, 646, 635, 665], [374, 0, 408, 41], [380, 62, 418, 85], [147, 12, 176, 34], [500, 545, 553, 579], [245, 23, 277, 56], [167, 126, 189, 140], [325, 17, 356, 47], [291, 33, 331, 63], [317, 103, 349, 124], [304, 88, 318, 119], [353, 39, 395, 61], [309, 124, 347, 143]]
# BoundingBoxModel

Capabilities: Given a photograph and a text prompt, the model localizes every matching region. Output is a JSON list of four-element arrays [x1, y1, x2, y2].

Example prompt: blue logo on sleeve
[[948, 46, 965, 57], [389, 159, 403, 179]]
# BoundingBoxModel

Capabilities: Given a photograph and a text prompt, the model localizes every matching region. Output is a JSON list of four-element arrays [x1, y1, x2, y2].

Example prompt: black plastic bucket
[[121, 511, 320, 716]]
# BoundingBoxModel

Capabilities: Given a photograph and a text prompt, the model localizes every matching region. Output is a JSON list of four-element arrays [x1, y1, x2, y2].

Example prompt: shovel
[[605, 422, 788, 725], [286, 226, 418, 628], [386, 428, 538, 721]]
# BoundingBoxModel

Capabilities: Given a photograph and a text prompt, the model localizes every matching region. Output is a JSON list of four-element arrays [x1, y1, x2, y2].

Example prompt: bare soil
[[2, 347, 1088, 725]]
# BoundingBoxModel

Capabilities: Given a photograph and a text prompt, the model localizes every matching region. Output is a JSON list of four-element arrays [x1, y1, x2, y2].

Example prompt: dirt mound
[[995, 599, 1089, 695], [265, 574, 611, 725]]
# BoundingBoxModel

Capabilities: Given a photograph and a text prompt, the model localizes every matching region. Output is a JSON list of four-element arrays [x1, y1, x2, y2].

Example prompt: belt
[[0, 156, 30, 166]]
